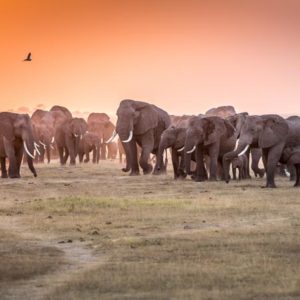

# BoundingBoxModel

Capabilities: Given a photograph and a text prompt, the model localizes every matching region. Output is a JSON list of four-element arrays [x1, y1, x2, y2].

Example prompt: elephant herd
[[1, 100, 300, 188]]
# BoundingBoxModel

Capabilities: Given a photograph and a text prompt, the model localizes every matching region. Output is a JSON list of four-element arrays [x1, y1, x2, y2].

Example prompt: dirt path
[[0, 215, 106, 300]]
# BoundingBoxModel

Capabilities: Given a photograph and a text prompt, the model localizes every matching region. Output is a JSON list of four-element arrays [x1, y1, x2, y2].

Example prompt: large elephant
[[155, 115, 196, 179], [87, 113, 116, 160], [184, 116, 236, 181], [226, 113, 265, 178], [55, 118, 88, 165], [0, 112, 37, 178], [223, 114, 300, 188], [78, 132, 101, 163], [31, 107, 72, 162], [109, 99, 171, 175]]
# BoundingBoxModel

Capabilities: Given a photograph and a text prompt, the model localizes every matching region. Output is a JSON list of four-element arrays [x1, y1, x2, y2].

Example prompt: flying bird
[[23, 52, 32, 61]]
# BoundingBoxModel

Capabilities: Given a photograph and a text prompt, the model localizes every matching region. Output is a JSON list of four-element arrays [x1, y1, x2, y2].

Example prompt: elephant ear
[[203, 119, 217, 146], [224, 119, 236, 138], [134, 104, 159, 135], [259, 116, 288, 149], [0, 116, 14, 141]]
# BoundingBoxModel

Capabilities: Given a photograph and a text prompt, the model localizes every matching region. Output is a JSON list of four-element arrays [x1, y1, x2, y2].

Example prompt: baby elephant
[[231, 154, 248, 180], [281, 146, 300, 187], [78, 132, 101, 164]]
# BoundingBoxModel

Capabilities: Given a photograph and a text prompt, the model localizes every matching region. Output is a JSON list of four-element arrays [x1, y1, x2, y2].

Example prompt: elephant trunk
[[120, 141, 132, 172], [184, 137, 196, 175], [223, 138, 251, 183], [46, 144, 51, 163], [156, 139, 169, 171]]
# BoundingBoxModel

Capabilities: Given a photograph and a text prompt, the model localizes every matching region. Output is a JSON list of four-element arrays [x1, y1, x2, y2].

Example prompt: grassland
[[0, 161, 299, 300]]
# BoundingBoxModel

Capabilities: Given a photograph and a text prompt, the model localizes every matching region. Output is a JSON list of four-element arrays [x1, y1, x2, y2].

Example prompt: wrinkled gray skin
[[55, 118, 88, 165], [226, 113, 265, 178], [280, 145, 300, 187], [184, 116, 236, 181], [0, 112, 37, 178], [232, 154, 248, 180], [78, 132, 101, 163], [223, 114, 300, 188], [156, 115, 199, 179], [115, 99, 170, 175]]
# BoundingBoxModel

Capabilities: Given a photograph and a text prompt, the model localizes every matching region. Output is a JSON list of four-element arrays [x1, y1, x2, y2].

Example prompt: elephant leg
[[232, 166, 237, 180], [171, 148, 180, 179], [129, 141, 139, 175], [238, 166, 242, 180], [245, 149, 251, 179], [39, 147, 45, 163], [208, 145, 219, 181], [63, 147, 70, 164], [264, 144, 284, 188], [66, 139, 76, 165], [294, 164, 300, 187], [15, 145, 23, 177], [288, 164, 296, 181], [92, 147, 97, 163], [3, 138, 18, 178], [138, 133, 154, 175], [140, 146, 153, 175], [57, 146, 65, 165], [251, 148, 264, 178], [178, 153, 187, 178], [193, 146, 207, 182], [1, 157, 8, 178], [100, 144, 106, 160]]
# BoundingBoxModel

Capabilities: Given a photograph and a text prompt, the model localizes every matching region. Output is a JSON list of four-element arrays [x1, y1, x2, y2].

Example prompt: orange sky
[[0, 0, 300, 116]]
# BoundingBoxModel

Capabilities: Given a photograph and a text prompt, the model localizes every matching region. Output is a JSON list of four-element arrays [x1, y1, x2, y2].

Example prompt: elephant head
[[156, 126, 186, 171], [0, 113, 37, 177], [223, 114, 289, 182], [115, 99, 159, 142]]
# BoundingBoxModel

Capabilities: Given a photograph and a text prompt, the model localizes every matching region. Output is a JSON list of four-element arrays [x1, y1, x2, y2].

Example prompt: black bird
[[23, 52, 32, 61]]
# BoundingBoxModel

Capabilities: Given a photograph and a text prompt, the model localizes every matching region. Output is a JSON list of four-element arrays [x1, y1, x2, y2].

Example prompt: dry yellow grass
[[0, 161, 299, 300]]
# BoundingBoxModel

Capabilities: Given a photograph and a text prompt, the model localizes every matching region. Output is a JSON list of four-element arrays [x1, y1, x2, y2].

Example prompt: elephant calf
[[280, 146, 300, 187], [231, 154, 248, 180]]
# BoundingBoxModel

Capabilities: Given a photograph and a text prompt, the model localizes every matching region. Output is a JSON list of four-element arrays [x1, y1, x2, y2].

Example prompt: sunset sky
[[0, 0, 300, 117]]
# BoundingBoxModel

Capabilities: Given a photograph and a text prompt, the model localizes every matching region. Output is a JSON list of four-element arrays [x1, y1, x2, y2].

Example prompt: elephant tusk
[[34, 143, 41, 155], [186, 145, 196, 154], [122, 130, 133, 143], [50, 144, 55, 150], [284, 169, 291, 177], [234, 139, 239, 151], [51, 137, 55, 143], [74, 133, 79, 138], [80, 134, 83, 140], [238, 145, 249, 156], [177, 146, 185, 152], [39, 140, 47, 149], [23, 141, 35, 159], [105, 130, 117, 143]]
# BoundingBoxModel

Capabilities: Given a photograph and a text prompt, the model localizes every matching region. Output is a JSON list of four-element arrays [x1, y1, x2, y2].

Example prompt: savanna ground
[[0, 161, 299, 300]]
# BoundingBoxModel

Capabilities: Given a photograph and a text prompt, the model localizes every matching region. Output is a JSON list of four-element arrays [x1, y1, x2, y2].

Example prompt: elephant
[[78, 132, 101, 163], [280, 145, 300, 187], [155, 115, 197, 179], [108, 99, 171, 175], [0, 112, 37, 178], [205, 105, 236, 119], [87, 113, 116, 160], [226, 113, 265, 178], [184, 116, 236, 181], [55, 117, 88, 165], [31, 106, 72, 162], [31, 123, 55, 163], [231, 154, 248, 180], [223, 114, 300, 188]]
